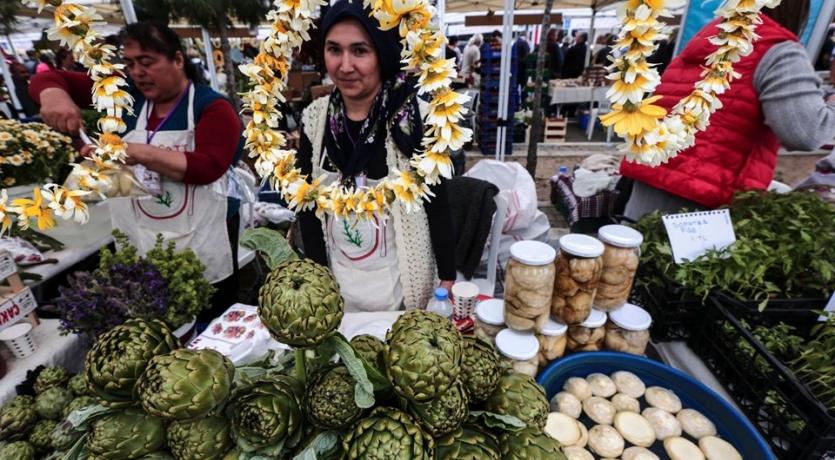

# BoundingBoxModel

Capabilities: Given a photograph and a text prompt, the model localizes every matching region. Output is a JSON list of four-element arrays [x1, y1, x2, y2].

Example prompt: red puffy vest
[[619, 16, 799, 208]]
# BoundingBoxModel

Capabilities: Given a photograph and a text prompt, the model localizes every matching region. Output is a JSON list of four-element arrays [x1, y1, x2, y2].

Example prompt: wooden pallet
[[0, 250, 39, 332], [544, 118, 568, 143]]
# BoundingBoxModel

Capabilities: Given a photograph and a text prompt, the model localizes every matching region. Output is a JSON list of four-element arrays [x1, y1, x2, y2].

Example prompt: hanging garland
[[600, 0, 782, 166], [242, 0, 473, 221], [0, 0, 133, 233]]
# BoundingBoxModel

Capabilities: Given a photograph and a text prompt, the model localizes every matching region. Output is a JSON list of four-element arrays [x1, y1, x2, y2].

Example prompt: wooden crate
[[0, 250, 39, 331], [544, 118, 567, 143]]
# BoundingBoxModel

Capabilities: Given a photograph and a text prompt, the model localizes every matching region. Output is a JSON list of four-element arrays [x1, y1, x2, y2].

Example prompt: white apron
[[108, 85, 234, 283], [315, 161, 404, 312]]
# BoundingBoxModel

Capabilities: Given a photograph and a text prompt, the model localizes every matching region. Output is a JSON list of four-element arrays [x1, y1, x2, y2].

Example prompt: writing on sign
[[0, 251, 14, 281], [662, 209, 737, 264], [0, 288, 37, 332]]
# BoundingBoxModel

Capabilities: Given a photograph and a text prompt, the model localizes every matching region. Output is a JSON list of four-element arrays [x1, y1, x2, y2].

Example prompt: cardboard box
[[0, 288, 37, 332], [0, 251, 14, 281]]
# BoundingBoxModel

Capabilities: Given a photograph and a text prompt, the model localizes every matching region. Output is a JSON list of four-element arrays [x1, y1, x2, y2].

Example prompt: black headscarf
[[320, 0, 424, 183]]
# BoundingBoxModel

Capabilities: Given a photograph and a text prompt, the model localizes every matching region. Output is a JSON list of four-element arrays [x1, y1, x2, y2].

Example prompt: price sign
[[662, 209, 737, 264]]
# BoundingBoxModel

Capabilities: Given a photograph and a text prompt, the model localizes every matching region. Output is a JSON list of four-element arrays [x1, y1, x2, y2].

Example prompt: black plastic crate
[[689, 296, 835, 460]]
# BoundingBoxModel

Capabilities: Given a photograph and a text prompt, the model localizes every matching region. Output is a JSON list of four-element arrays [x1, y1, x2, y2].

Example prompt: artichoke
[[34, 366, 69, 394], [350, 334, 385, 372], [27, 419, 57, 453], [52, 420, 84, 451], [138, 452, 176, 460], [226, 375, 303, 453], [35, 387, 73, 420], [385, 310, 463, 402], [0, 441, 35, 460], [460, 336, 501, 403], [221, 449, 241, 460], [64, 395, 100, 417], [86, 318, 181, 408], [481, 373, 549, 430], [68, 373, 90, 396], [138, 348, 235, 421], [435, 425, 501, 460], [87, 407, 168, 459], [1, 395, 33, 411], [343, 407, 433, 460], [167, 415, 232, 460], [258, 259, 344, 348], [406, 379, 469, 438], [305, 365, 364, 430], [0, 404, 37, 441], [498, 427, 567, 459]]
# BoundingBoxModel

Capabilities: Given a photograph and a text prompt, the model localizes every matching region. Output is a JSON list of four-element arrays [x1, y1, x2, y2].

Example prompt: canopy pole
[[119, 0, 138, 24], [586, 7, 596, 68], [495, 0, 515, 162], [5, 36, 19, 63], [436, 0, 446, 34], [1, 58, 23, 113], [201, 28, 220, 92]]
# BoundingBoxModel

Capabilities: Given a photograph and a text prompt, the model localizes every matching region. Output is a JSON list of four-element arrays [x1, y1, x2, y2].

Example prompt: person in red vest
[[621, 0, 835, 219]]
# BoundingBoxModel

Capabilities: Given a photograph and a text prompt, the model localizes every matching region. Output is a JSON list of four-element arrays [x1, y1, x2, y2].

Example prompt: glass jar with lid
[[604, 303, 652, 355], [552, 234, 605, 325], [566, 309, 607, 353], [536, 318, 568, 369], [495, 328, 540, 377], [594, 225, 643, 312], [504, 241, 557, 333], [474, 299, 506, 345]]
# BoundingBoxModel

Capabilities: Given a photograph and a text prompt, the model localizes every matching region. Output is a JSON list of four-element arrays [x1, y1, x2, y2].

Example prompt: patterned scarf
[[323, 73, 424, 185]]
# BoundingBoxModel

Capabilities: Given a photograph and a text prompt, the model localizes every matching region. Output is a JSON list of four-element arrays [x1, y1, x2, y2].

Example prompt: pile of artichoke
[[0, 364, 99, 459], [0, 256, 566, 459]]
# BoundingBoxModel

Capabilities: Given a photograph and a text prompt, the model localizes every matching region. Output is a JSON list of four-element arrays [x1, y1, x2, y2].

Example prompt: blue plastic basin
[[538, 352, 775, 459]]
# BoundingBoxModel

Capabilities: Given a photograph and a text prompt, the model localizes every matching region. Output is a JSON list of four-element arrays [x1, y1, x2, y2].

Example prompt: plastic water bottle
[[559, 165, 569, 175], [427, 288, 454, 320]]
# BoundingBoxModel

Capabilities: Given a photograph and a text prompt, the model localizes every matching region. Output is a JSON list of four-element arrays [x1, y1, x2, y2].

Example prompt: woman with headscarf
[[296, 0, 456, 312]]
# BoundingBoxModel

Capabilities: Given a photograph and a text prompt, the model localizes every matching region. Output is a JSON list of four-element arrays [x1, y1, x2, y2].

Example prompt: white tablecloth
[[549, 86, 594, 105], [0, 319, 86, 403]]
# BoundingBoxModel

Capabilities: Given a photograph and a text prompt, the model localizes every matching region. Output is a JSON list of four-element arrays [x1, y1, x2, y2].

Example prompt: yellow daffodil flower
[[0, 189, 18, 235], [417, 59, 455, 94], [600, 95, 667, 136], [11, 188, 54, 231], [43, 184, 91, 224]]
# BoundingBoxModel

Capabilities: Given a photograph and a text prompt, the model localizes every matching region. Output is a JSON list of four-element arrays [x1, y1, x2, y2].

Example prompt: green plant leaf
[[468, 411, 526, 431], [66, 404, 112, 429], [291, 431, 340, 460], [240, 228, 298, 270], [329, 334, 376, 408]]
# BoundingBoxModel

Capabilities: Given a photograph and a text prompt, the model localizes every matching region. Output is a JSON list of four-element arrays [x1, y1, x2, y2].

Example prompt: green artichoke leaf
[[57, 435, 88, 460], [65, 404, 111, 430], [290, 431, 339, 460], [235, 433, 285, 456], [467, 411, 526, 432], [240, 228, 298, 270], [327, 333, 374, 409]]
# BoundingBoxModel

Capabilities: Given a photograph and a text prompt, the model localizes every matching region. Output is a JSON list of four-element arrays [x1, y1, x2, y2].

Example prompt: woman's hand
[[38, 88, 83, 135]]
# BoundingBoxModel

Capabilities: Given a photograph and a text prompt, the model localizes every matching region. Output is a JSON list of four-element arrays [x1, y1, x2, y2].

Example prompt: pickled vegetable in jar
[[474, 299, 506, 345], [594, 225, 643, 312], [566, 308, 607, 353], [495, 328, 540, 378], [536, 318, 568, 369], [604, 303, 652, 355], [552, 234, 604, 325], [504, 241, 557, 333]]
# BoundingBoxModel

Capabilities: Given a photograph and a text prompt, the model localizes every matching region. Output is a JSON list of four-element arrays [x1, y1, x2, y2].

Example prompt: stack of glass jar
[[497, 225, 653, 375]]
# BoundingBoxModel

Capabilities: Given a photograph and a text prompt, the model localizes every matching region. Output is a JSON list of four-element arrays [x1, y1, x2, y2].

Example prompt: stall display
[[495, 328, 540, 377], [604, 303, 652, 356], [537, 318, 568, 370], [474, 298, 505, 344], [566, 309, 608, 354]]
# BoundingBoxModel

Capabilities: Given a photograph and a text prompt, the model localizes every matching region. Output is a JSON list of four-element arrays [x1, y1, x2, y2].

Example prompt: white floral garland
[[242, 0, 473, 221], [601, 0, 782, 166], [0, 0, 134, 233]]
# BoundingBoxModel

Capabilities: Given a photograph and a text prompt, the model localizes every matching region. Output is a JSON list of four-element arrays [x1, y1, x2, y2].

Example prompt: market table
[[0, 319, 85, 403]]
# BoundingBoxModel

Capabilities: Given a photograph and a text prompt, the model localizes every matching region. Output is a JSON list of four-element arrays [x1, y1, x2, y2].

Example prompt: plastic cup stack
[[0, 322, 36, 358]]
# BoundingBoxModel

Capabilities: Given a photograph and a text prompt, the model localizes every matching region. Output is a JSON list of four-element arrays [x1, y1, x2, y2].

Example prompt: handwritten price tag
[[662, 209, 737, 264]]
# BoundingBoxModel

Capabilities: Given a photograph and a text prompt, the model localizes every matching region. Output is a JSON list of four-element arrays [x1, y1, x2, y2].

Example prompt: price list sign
[[662, 209, 737, 264]]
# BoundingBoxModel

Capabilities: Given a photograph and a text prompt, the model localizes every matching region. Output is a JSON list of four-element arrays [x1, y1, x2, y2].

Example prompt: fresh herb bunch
[[144, 232, 215, 328], [633, 191, 835, 307], [54, 258, 171, 345], [791, 316, 835, 413], [0, 119, 76, 187]]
